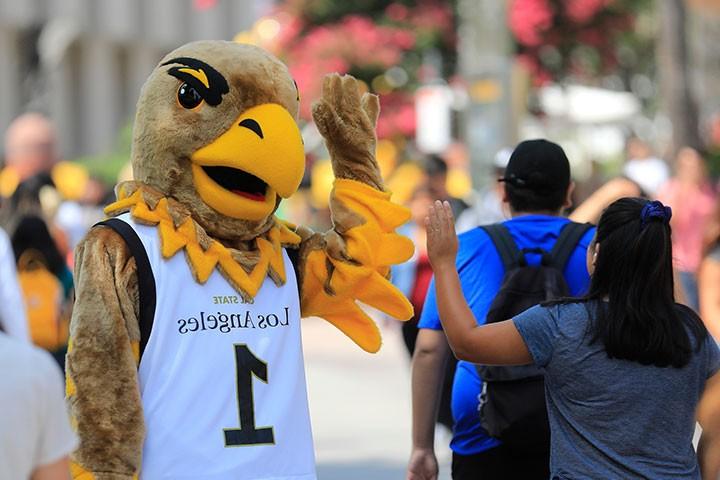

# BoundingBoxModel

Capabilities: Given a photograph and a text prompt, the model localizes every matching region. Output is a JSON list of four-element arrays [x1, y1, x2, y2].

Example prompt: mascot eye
[[177, 83, 203, 109]]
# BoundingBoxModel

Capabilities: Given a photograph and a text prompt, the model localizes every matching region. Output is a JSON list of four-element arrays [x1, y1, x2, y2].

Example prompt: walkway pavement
[[302, 317, 452, 479]]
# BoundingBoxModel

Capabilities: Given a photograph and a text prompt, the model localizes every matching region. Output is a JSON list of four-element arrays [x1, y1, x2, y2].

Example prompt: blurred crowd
[[388, 136, 720, 349], [4, 109, 720, 379], [0, 113, 112, 368], [2, 109, 720, 478]]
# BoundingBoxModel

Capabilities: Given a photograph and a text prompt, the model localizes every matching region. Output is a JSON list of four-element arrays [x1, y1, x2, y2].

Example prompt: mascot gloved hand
[[65, 41, 414, 480]]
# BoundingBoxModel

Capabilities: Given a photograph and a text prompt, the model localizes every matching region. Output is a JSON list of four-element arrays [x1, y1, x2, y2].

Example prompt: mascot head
[[131, 41, 305, 240]]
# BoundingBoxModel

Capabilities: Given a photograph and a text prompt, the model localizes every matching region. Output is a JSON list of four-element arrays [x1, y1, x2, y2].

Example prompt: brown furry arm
[[66, 227, 144, 479]]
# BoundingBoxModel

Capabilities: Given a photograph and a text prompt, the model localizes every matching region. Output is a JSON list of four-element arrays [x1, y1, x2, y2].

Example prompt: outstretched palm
[[426, 200, 459, 269]]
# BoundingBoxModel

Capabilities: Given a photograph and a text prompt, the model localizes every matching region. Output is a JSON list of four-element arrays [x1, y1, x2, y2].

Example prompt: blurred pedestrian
[[454, 148, 510, 233], [2, 112, 59, 185], [54, 176, 110, 259], [0, 331, 77, 479], [11, 215, 74, 369], [699, 197, 720, 341], [0, 225, 29, 341], [571, 158, 607, 207], [697, 373, 720, 479], [623, 136, 669, 198], [426, 197, 720, 479], [569, 137, 669, 225], [1, 112, 75, 264], [1, 113, 60, 227], [393, 184, 435, 356], [393, 184, 457, 432], [424, 154, 469, 219], [657, 147, 716, 310], [0, 170, 57, 232], [569, 177, 644, 225]]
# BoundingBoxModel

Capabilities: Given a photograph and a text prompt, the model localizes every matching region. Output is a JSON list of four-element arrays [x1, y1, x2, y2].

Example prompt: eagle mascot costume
[[66, 40, 414, 479]]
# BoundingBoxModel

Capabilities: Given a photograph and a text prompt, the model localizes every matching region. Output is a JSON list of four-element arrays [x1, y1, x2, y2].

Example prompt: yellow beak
[[190, 103, 305, 221]]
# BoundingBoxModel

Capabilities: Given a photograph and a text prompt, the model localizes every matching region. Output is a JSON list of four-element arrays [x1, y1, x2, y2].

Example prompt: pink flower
[[566, 0, 609, 24], [386, 3, 409, 21], [507, 0, 638, 84], [508, 0, 554, 47], [392, 30, 416, 50], [408, 3, 453, 32], [377, 93, 416, 138]]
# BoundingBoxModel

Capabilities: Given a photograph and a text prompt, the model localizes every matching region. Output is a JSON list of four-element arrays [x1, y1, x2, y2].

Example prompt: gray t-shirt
[[513, 302, 720, 480], [0, 333, 78, 479]]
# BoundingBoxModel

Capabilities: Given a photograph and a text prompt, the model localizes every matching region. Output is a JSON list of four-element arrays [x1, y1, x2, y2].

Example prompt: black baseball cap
[[499, 139, 570, 193]]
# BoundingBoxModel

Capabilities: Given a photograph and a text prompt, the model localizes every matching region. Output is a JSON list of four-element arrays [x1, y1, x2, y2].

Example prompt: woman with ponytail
[[427, 197, 720, 479]]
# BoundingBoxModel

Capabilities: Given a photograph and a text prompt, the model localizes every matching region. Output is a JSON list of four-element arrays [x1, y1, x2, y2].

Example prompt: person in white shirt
[[455, 148, 512, 233], [570, 138, 670, 225], [622, 136, 670, 197], [0, 332, 77, 479]]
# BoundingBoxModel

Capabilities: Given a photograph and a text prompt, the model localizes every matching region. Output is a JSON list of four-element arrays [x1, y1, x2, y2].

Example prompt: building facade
[[0, 0, 256, 159]]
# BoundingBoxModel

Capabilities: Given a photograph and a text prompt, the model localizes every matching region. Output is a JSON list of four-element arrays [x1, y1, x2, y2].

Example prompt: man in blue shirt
[[407, 139, 594, 480]]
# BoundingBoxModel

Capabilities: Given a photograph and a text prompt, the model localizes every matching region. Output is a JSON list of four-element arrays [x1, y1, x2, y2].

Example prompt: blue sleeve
[[512, 305, 560, 368], [418, 277, 442, 330], [563, 227, 595, 296], [418, 228, 498, 332]]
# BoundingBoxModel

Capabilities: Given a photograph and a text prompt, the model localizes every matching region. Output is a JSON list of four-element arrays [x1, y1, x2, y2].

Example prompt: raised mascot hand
[[298, 72, 415, 353], [311, 73, 383, 190]]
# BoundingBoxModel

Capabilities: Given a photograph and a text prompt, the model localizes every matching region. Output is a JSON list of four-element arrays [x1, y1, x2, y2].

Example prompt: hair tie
[[640, 200, 672, 229]]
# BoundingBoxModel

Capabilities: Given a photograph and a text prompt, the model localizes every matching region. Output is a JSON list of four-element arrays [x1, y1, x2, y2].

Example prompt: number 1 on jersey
[[224, 344, 275, 446]]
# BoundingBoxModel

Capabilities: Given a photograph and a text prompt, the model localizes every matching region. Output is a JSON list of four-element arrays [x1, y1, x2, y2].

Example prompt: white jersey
[[115, 214, 316, 480]]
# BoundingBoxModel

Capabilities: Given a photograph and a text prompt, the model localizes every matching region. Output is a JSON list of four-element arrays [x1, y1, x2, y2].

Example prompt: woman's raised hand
[[425, 200, 458, 269]]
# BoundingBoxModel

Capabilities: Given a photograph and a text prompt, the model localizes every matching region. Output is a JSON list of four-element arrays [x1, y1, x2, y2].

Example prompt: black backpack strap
[[95, 218, 156, 361], [548, 222, 593, 269], [285, 246, 302, 296], [481, 224, 525, 269]]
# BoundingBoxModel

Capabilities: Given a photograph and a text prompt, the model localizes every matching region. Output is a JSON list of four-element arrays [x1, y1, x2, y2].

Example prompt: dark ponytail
[[585, 197, 706, 368]]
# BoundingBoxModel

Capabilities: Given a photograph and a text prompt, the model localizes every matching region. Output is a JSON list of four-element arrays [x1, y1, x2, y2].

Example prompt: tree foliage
[[250, 0, 457, 139], [508, 0, 654, 87]]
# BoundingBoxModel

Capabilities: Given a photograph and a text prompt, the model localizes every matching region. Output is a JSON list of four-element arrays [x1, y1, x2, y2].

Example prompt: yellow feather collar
[[104, 182, 301, 302]]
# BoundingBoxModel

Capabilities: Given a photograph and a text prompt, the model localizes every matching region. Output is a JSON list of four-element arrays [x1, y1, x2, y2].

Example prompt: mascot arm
[[298, 74, 414, 353], [66, 227, 143, 480]]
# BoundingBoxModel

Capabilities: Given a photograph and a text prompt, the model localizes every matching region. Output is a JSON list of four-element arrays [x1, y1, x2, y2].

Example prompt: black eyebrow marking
[[161, 57, 229, 106], [239, 119, 264, 139]]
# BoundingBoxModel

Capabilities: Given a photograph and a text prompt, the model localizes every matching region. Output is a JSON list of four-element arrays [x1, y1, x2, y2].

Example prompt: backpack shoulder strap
[[95, 218, 156, 361], [548, 222, 593, 269], [480, 224, 524, 269], [285, 245, 302, 296]]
